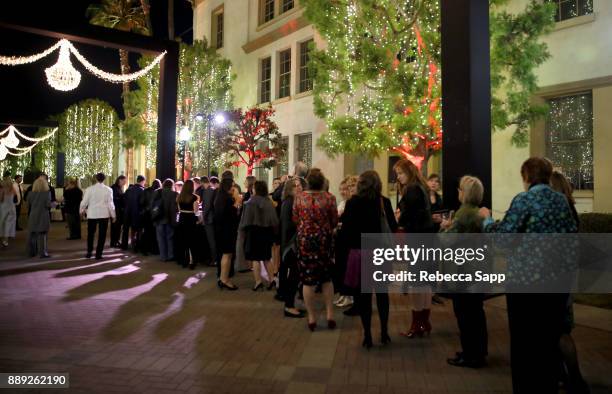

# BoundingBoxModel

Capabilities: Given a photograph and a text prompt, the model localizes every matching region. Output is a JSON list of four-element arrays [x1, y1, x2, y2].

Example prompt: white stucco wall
[[491, 0, 612, 216], [194, 0, 345, 196]]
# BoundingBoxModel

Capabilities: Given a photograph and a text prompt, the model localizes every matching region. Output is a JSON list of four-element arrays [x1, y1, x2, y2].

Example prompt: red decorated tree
[[218, 107, 286, 176]]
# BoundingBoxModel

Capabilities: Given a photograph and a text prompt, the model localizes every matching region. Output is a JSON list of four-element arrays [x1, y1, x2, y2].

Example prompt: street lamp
[[195, 112, 227, 177], [179, 126, 190, 181]]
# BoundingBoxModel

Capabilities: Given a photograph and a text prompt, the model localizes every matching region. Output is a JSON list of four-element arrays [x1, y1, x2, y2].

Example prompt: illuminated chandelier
[[0, 125, 57, 161], [44, 42, 82, 91], [0, 39, 165, 92]]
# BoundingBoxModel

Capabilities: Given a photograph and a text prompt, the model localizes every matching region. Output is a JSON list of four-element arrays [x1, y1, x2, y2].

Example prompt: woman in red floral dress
[[293, 168, 339, 331]]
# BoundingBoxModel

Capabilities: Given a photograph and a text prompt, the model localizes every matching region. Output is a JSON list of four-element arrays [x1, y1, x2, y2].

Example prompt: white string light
[[0, 125, 58, 161], [0, 39, 166, 91], [65, 41, 166, 84]]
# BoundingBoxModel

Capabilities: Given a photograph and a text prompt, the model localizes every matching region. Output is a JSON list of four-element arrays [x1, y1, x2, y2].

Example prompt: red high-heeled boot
[[400, 310, 424, 338]]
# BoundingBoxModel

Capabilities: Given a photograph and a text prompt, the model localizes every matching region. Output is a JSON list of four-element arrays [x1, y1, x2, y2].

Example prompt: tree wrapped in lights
[[126, 39, 234, 174], [218, 107, 286, 176], [35, 99, 119, 181], [303, 0, 555, 167]]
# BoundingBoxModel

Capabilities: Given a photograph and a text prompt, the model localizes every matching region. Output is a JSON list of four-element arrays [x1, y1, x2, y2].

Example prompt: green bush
[[578, 213, 612, 233]]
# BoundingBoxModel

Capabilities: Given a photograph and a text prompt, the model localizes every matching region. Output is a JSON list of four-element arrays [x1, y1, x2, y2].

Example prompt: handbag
[[344, 248, 361, 289], [150, 192, 163, 222]]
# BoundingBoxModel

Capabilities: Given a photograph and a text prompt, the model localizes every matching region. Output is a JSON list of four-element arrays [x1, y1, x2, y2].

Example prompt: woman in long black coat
[[214, 178, 240, 290], [339, 171, 397, 348]]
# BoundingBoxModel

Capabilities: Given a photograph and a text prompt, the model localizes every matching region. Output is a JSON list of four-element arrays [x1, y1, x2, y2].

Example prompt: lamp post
[[178, 126, 190, 181], [195, 112, 226, 177]]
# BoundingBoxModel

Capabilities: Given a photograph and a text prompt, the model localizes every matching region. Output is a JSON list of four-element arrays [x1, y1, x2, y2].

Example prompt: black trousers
[[176, 213, 197, 266], [15, 203, 22, 230], [87, 218, 109, 258], [66, 212, 81, 239], [110, 213, 124, 246], [452, 293, 488, 361], [506, 293, 569, 394], [140, 218, 158, 254], [280, 250, 300, 308], [358, 292, 389, 339]]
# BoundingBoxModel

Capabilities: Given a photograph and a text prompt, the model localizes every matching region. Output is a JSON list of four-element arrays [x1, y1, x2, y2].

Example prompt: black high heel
[[362, 336, 373, 349], [267, 280, 276, 291], [381, 333, 391, 345], [217, 280, 223, 289], [253, 282, 264, 291], [219, 281, 238, 291]]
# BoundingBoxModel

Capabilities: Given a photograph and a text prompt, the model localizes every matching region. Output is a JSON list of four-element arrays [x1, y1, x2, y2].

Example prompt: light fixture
[[2, 127, 19, 149], [214, 113, 226, 125], [194, 113, 205, 122], [1, 38, 165, 92], [44, 42, 81, 92], [179, 126, 191, 142]]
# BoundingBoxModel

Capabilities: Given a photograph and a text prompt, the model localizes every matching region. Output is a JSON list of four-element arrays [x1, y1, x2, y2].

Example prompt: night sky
[[0, 0, 192, 133]]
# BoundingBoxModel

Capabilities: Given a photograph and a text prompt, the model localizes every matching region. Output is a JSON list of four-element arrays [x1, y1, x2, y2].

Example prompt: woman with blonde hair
[[440, 175, 488, 368], [393, 159, 435, 338], [0, 173, 17, 247], [27, 178, 51, 258]]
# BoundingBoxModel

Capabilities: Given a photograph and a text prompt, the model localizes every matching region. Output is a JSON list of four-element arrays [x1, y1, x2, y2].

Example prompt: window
[[211, 6, 224, 49], [274, 136, 289, 177], [281, 0, 294, 13], [296, 133, 312, 169], [255, 142, 269, 181], [261, 0, 275, 24], [546, 0, 593, 22], [278, 49, 291, 99], [259, 57, 272, 104], [298, 40, 313, 93], [546, 92, 593, 190]]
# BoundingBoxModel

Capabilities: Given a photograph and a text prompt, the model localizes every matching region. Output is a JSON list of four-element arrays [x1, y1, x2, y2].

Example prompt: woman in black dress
[[63, 178, 83, 240], [339, 170, 397, 348], [175, 179, 199, 269], [214, 178, 239, 290], [239, 181, 279, 291], [393, 159, 434, 338]]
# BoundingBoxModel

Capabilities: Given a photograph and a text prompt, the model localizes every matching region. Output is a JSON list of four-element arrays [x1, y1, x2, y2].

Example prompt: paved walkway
[[0, 223, 611, 393]]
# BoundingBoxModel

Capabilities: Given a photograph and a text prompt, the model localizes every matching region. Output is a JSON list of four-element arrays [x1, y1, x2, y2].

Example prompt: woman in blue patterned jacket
[[479, 157, 577, 394]]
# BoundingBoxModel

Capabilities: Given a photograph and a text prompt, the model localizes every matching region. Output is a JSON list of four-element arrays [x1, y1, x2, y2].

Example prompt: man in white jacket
[[80, 173, 116, 259]]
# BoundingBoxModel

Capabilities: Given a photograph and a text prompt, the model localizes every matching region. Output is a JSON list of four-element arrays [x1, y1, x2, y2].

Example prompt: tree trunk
[[119, 49, 134, 184], [168, 0, 175, 40], [140, 0, 153, 34]]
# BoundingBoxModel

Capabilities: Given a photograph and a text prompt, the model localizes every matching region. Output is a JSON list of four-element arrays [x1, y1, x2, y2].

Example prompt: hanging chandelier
[[44, 42, 82, 91], [0, 39, 165, 92], [0, 125, 57, 161]]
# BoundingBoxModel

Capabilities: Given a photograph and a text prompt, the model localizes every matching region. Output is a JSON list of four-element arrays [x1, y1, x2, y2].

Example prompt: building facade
[[194, 0, 611, 213]]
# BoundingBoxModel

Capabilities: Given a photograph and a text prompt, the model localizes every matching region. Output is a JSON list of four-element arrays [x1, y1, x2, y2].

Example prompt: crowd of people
[[0, 156, 590, 393]]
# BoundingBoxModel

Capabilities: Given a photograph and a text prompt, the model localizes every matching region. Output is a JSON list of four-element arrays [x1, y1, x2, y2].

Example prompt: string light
[[0, 39, 165, 91], [0, 125, 58, 161]]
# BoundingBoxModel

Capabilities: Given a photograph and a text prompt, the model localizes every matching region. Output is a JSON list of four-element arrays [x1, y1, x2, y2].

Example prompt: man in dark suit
[[201, 176, 219, 266], [121, 175, 146, 251], [110, 176, 127, 247]]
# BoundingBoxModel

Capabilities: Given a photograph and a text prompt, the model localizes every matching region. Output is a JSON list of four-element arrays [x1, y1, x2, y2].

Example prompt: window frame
[[277, 48, 292, 99], [295, 132, 312, 169], [259, 56, 272, 104], [211, 5, 224, 50], [298, 39, 314, 94], [546, 0, 594, 22], [545, 91, 594, 191]]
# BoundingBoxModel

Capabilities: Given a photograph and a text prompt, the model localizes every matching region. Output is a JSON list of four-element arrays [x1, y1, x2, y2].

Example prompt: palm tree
[[87, 0, 149, 183]]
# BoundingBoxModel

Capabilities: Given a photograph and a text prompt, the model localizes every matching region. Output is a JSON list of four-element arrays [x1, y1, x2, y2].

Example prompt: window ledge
[[272, 96, 291, 105], [258, 101, 271, 106], [294, 90, 313, 100], [257, 6, 301, 32], [553, 13, 595, 32], [574, 190, 594, 198]]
